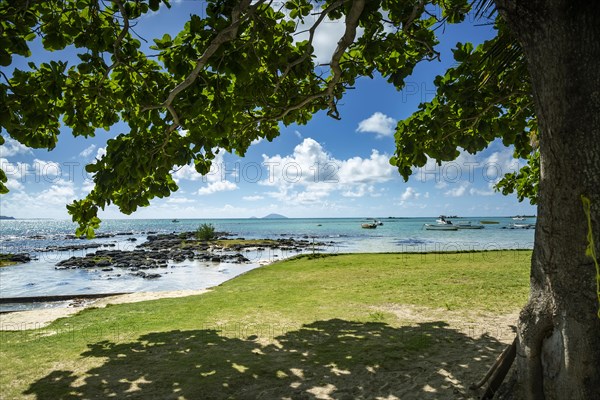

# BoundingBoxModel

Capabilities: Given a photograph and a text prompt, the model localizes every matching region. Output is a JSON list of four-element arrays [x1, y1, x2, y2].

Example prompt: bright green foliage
[[1, 0, 536, 235], [496, 150, 539, 204], [391, 21, 536, 186], [195, 223, 217, 241]]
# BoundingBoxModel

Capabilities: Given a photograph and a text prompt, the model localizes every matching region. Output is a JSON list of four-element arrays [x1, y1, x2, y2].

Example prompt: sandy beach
[[0, 289, 210, 331]]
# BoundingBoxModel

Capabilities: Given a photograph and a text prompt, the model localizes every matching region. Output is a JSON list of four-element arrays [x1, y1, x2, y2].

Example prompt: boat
[[361, 223, 378, 229], [512, 216, 526, 221], [375, 220, 384, 226], [436, 215, 452, 224], [507, 223, 535, 229], [424, 224, 458, 231], [456, 222, 484, 229], [171, 219, 180, 223], [480, 220, 499, 224]]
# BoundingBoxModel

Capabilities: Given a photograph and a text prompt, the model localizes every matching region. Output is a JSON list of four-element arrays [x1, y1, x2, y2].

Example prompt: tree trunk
[[494, 1, 600, 398]]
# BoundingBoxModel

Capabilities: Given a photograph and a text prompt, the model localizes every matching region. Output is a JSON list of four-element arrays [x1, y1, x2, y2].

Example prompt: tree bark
[[494, 1, 600, 398]]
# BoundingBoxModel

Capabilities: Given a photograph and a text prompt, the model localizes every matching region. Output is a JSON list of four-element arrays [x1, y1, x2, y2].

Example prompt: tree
[[1, 0, 599, 398]]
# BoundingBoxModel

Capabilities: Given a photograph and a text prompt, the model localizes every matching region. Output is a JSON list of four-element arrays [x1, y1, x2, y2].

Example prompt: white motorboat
[[424, 224, 458, 231], [507, 223, 535, 229], [455, 221, 484, 229]]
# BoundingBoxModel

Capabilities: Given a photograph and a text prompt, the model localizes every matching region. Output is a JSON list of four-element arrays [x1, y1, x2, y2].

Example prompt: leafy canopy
[[0, 0, 536, 236]]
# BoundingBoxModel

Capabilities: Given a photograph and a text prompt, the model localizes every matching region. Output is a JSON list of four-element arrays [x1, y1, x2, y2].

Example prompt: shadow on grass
[[25, 319, 510, 399]]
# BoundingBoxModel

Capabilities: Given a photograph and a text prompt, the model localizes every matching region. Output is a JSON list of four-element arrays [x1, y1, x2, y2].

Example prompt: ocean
[[0, 217, 534, 310]]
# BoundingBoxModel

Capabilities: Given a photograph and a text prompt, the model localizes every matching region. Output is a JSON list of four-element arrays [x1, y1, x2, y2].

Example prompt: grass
[[0, 250, 531, 399], [0, 260, 18, 267], [0, 254, 21, 267]]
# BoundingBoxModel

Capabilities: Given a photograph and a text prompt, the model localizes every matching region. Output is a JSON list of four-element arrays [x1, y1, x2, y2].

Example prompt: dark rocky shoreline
[[53, 232, 326, 279]]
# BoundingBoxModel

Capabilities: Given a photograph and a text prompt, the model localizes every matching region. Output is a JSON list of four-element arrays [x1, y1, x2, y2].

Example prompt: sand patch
[[0, 289, 209, 330]]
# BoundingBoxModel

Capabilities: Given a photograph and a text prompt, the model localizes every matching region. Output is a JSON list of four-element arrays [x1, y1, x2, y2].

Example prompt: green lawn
[[0, 251, 531, 399]]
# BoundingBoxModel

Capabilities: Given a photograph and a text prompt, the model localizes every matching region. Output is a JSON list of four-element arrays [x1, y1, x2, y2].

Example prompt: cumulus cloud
[[166, 196, 195, 204], [356, 112, 397, 137], [197, 180, 238, 195], [400, 186, 420, 201], [0, 137, 32, 158], [38, 179, 78, 205], [173, 152, 225, 182], [260, 138, 395, 205], [0, 158, 69, 191], [96, 147, 107, 159], [444, 182, 470, 197], [0, 179, 79, 218], [79, 144, 97, 158], [414, 147, 521, 186]]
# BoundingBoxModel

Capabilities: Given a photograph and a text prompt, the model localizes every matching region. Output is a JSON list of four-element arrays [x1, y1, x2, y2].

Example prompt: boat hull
[[424, 224, 458, 231]]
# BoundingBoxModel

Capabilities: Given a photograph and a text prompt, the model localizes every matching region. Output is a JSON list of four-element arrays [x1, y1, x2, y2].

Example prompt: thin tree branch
[[274, 0, 348, 93], [161, 0, 266, 129], [325, 0, 365, 119]]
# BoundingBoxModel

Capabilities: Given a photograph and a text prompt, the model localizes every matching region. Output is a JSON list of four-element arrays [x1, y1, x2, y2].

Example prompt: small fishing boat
[[512, 216, 526, 221], [424, 224, 458, 231], [507, 223, 535, 229], [480, 220, 499, 224], [171, 219, 180, 223], [361, 223, 378, 229], [456, 222, 484, 229]]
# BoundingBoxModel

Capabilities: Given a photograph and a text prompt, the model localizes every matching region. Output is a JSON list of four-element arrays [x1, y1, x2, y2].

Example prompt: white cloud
[[197, 180, 238, 195], [38, 179, 77, 205], [0, 158, 66, 191], [400, 187, 420, 201], [173, 152, 225, 183], [81, 179, 95, 195], [444, 182, 469, 197], [166, 196, 195, 204], [482, 149, 521, 183], [0, 137, 32, 158], [5, 177, 24, 191], [79, 144, 97, 158], [242, 195, 264, 201], [96, 147, 107, 159], [356, 112, 397, 137], [414, 147, 522, 187], [469, 187, 495, 196], [0, 178, 80, 218], [260, 138, 395, 205]]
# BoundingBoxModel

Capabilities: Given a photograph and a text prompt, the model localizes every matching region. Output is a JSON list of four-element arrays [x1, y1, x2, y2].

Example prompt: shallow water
[[0, 217, 535, 310]]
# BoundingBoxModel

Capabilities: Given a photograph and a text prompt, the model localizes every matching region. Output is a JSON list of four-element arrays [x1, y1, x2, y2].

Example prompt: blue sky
[[0, 1, 537, 219]]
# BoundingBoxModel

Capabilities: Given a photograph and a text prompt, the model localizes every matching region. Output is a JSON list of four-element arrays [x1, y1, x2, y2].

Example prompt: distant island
[[262, 213, 287, 219], [0, 216, 15, 220]]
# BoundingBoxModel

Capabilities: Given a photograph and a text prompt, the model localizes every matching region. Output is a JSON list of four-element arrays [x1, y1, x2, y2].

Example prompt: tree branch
[[161, 0, 265, 129], [274, 0, 348, 94], [325, 0, 365, 119]]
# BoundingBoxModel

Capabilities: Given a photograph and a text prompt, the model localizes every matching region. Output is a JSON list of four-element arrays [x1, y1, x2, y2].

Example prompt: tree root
[[470, 336, 517, 399]]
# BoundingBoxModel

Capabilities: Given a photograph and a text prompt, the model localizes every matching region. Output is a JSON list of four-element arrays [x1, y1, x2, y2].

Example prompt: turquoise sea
[[0, 217, 535, 310]]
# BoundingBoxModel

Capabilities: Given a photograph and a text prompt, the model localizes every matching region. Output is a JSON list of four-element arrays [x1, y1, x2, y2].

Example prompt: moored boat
[[455, 221, 484, 229], [506, 223, 535, 229], [361, 223, 377, 229], [424, 224, 458, 231]]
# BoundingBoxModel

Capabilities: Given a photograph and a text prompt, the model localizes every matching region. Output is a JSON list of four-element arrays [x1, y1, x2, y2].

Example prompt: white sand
[[0, 289, 209, 330]]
